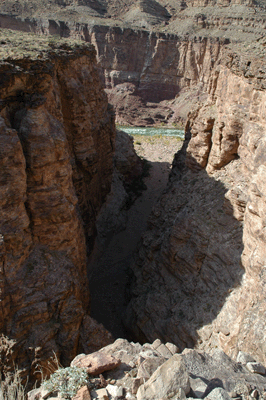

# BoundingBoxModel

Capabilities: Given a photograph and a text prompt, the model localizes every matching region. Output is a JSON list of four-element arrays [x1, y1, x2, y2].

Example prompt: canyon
[[1, 0, 266, 397]]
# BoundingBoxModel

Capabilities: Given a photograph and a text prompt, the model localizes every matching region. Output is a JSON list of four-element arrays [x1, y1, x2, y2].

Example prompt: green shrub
[[43, 366, 88, 399]]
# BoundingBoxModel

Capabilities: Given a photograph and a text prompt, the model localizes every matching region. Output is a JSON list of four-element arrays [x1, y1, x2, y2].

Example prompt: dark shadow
[[88, 158, 172, 339], [124, 127, 245, 350]]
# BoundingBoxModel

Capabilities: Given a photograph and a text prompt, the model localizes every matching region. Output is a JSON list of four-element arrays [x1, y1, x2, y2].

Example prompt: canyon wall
[[86, 27, 224, 126], [0, 15, 226, 125], [126, 46, 266, 364], [2, 0, 266, 126], [0, 32, 115, 379]]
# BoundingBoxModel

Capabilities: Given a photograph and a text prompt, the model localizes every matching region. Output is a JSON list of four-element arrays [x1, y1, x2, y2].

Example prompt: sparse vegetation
[[0, 335, 26, 400], [0, 370, 26, 400], [43, 366, 88, 399]]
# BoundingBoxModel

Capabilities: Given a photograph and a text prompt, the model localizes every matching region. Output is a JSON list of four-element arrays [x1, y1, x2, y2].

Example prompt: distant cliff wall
[[0, 16, 227, 125], [0, 33, 115, 379]]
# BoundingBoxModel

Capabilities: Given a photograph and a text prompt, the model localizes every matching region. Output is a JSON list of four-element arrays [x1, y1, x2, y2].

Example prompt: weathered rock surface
[[126, 43, 266, 364], [28, 339, 266, 400], [71, 351, 121, 375], [0, 30, 115, 379], [2, 0, 266, 127]]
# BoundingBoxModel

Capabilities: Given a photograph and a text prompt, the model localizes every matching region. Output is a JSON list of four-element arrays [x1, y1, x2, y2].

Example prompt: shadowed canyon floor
[[88, 135, 183, 338]]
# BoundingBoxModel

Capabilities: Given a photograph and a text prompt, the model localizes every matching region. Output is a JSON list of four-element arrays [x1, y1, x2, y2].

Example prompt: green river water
[[118, 126, 184, 138]]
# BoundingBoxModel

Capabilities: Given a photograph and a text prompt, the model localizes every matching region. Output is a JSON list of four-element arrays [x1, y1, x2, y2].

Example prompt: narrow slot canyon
[[88, 134, 183, 339]]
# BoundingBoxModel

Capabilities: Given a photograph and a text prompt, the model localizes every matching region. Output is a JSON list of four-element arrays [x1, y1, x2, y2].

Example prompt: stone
[[246, 363, 266, 375], [203, 377, 224, 397], [236, 351, 256, 365], [90, 388, 109, 400], [72, 386, 91, 400], [151, 339, 162, 350], [156, 344, 173, 359], [106, 384, 123, 398], [71, 352, 121, 375], [171, 388, 187, 400], [137, 356, 166, 380], [166, 342, 180, 355], [132, 378, 144, 395], [206, 387, 232, 400], [136, 354, 190, 400], [189, 376, 208, 398]]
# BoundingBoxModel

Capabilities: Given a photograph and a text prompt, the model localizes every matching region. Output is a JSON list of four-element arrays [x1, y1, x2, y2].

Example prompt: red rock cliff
[[126, 43, 266, 363], [0, 31, 114, 379]]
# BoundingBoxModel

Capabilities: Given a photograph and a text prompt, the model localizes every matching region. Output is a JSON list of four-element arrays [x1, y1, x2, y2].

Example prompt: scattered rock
[[236, 351, 256, 365], [166, 342, 180, 355], [246, 363, 266, 375], [72, 386, 91, 400], [151, 339, 162, 350], [136, 354, 190, 400], [156, 343, 173, 358], [71, 352, 121, 375], [106, 384, 123, 399], [137, 355, 166, 380], [190, 376, 208, 398], [206, 387, 232, 400], [90, 388, 109, 400]]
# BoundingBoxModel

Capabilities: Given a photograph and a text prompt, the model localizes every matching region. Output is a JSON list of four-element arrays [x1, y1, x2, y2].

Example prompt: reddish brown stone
[[72, 386, 91, 400], [71, 352, 121, 375]]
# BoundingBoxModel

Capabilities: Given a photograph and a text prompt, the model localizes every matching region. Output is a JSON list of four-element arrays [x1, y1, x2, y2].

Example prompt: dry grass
[[0, 371, 26, 400]]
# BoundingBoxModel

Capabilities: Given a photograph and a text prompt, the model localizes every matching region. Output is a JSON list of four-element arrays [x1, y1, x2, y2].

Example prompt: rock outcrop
[[28, 338, 266, 400], [126, 43, 266, 364], [0, 30, 115, 379]]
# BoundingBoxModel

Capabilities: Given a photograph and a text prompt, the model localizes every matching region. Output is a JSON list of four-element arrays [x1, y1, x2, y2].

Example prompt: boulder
[[71, 352, 121, 375], [136, 354, 190, 400]]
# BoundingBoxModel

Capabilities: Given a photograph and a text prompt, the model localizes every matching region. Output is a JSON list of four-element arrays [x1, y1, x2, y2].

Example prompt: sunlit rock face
[[126, 48, 266, 365]]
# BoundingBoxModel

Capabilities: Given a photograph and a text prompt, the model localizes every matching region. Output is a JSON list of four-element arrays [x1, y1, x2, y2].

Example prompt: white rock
[[207, 387, 232, 400], [236, 351, 256, 365], [189, 376, 207, 398], [156, 343, 173, 359], [106, 384, 123, 399], [166, 342, 180, 355], [246, 362, 266, 375], [151, 339, 162, 350], [136, 354, 190, 400], [91, 388, 109, 400]]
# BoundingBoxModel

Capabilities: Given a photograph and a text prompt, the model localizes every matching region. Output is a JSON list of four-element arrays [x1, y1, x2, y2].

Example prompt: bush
[[43, 366, 88, 399]]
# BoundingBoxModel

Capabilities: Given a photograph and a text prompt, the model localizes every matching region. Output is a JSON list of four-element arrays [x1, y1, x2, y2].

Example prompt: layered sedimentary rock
[[0, 30, 115, 379], [1, 0, 266, 126], [88, 28, 223, 126], [126, 44, 266, 364]]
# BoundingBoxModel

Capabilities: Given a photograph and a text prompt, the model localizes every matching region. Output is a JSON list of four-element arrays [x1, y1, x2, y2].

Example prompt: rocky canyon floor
[[88, 134, 183, 338]]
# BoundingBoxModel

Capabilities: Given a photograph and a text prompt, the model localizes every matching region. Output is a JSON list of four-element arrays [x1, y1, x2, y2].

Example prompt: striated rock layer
[[2, 0, 266, 126], [126, 44, 266, 364], [0, 30, 115, 379]]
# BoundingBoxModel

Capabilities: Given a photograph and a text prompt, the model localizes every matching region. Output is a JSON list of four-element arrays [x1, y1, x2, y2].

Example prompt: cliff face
[[1, 0, 266, 126], [126, 47, 266, 363], [86, 27, 223, 126], [0, 31, 115, 379]]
